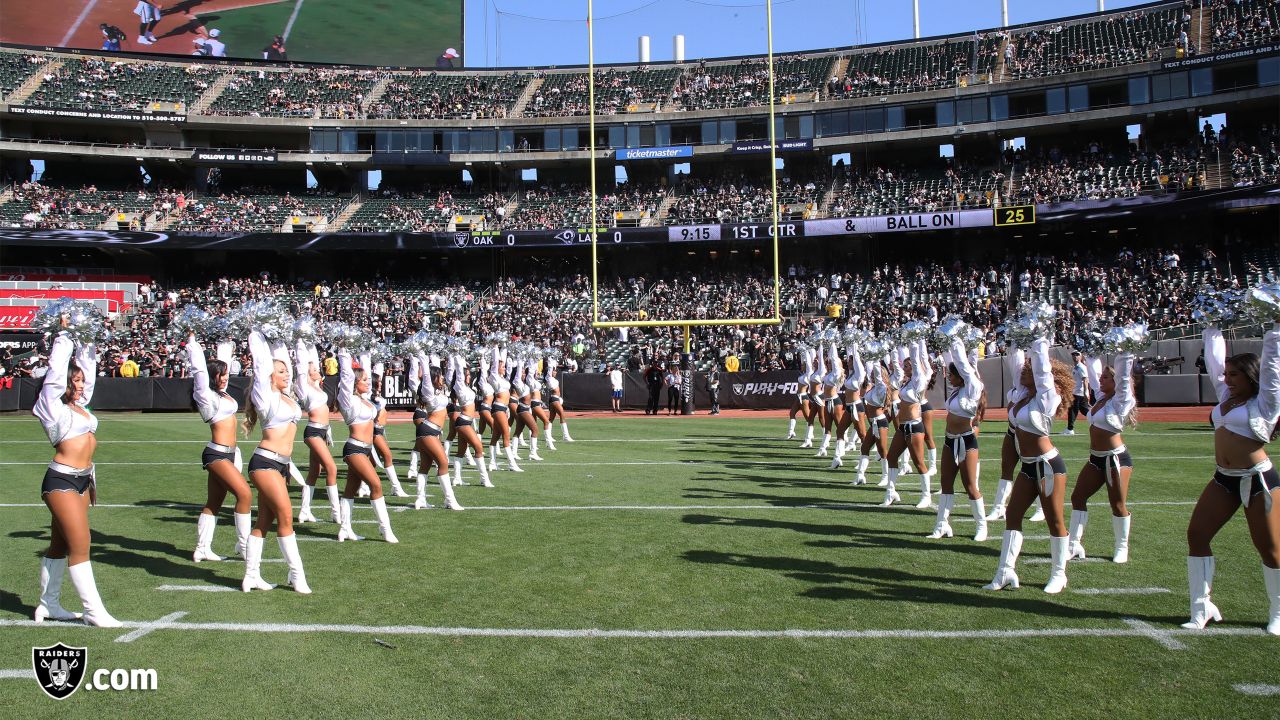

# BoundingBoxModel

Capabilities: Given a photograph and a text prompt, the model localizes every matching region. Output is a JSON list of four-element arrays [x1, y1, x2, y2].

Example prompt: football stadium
[[0, 0, 1279, 715]]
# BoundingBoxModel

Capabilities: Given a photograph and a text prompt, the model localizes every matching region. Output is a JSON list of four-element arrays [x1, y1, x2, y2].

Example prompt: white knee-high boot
[[1112, 514, 1131, 564], [371, 496, 398, 544], [507, 444, 523, 472], [854, 455, 869, 485], [1068, 509, 1089, 560], [561, 420, 574, 441], [68, 561, 122, 626], [233, 446, 244, 474], [987, 479, 1011, 520], [193, 513, 224, 562], [1029, 497, 1046, 522], [915, 471, 933, 509], [240, 536, 275, 593], [829, 439, 844, 469], [971, 498, 988, 542], [877, 458, 890, 487], [529, 436, 544, 461], [440, 471, 464, 511], [489, 444, 499, 471], [34, 557, 82, 622], [801, 424, 814, 448], [1263, 564, 1280, 636], [465, 447, 478, 465], [337, 498, 363, 542], [452, 461, 469, 486], [881, 468, 901, 506], [233, 512, 252, 558], [983, 530, 1023, 590], [815, 431, 831, 457], [278, 534, 311, 594], [385, 464, 408, 497], [478, 457, 494, 488], [413, 474, 433, 509], [1044, 536, 1069, 594], [407, 449, 419, 477], [927, 494, 954, 538], [298, 484, 317, 523], [545, 433, 557, 451], [927, 446, 937, 475], [1182, 556, 1222, 629], [786, 418, 796, 439], [326, 484, 341, 524]]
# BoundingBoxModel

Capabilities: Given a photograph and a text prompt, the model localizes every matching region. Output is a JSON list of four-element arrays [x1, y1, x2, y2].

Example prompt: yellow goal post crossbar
[[585, 0, 783, 334]]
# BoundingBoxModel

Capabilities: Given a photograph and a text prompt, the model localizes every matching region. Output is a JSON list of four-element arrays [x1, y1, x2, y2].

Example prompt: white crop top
[[1207, 325, 1280, 443], [451, 353, 477, 407], [944, 337, 983, 419], [864, 366, 888, 408], [1009, 337, 1059, 437], [187, 337, 238, 425], [546, 374, 561, 393], [844, 343, 866, 391], [293, 340, 329, 413], [337, 350, 377, 426], [410, 353, 451, 413], [1085, 351, 1135, 435], [249, 331, 301, 430], [897, 339, 932, 406], [34, 334, 99, 446]]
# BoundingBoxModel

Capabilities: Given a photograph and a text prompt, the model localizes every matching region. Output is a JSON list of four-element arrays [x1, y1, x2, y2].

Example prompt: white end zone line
[[0, 616, 1266, 643]]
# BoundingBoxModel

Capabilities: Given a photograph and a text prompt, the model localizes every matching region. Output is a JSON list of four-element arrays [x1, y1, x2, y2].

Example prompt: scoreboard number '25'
[[994, 205, 1036, 227]]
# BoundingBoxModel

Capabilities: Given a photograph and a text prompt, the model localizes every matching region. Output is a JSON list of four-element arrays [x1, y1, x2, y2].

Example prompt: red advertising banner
[[0, 273, 150, 283], [0, 306, 39, 330]]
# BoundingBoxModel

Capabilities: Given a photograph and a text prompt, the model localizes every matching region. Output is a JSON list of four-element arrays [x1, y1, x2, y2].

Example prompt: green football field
[[0, 414, 1277, 717], [200, 0, 464, 67]]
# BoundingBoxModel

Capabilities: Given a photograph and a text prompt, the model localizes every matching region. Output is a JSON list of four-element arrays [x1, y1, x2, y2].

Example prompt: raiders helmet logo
[[32, 643, 87, 700]]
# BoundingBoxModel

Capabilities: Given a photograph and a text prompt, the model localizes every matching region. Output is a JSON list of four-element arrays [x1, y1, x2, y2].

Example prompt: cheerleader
[[1183, 322, 1280, 633], [242, 330, 310, 593], [528, 353, 557, 451], [294, 338, 339, 525], [785, 345, 812, 440], [447, 349, 494, 487], [489, 344, 522, 472], [921, 368, 939, 476], [1067, 346, 1137, 563], [858, 360, 891, 487], [815, 339, 842, 458], [929, 335, 987, 541], [473, 346, 497, 461], [804, 344, 827, 448], [512, 352, 544, 461], [186, 334, 252, 562], [370, 380, 409, 498], [33, 327, 119, 625], [545, 352, 575, 442], [984, 335, 1076, 593], [987, 346, 1046, 523], [832, 336, 866, 471], [409, 351, 463, 510], [335, 349, 399, 543], [884, 334, 933, 508]]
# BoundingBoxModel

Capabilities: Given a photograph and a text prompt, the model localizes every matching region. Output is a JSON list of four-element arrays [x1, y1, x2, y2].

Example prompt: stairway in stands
[[5, 59, 61, 104], [511, 77, 543, 117]]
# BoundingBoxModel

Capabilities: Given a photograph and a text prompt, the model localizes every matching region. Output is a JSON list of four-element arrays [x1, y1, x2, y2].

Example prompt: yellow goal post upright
[[585, 0, 783, 356]]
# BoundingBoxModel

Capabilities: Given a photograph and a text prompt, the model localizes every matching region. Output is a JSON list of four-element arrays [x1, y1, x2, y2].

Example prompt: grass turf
[[0, 414, 1276, 718], [200, 0, 463, 67]]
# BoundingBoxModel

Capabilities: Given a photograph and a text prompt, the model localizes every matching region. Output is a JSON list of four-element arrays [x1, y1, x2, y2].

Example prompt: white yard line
[[156, 585, 236, 592], [1233, 683, 1280, 696], [281, 0, 306, 41], [59, 0, 101, 47], [114, 611, 188, 644], [0, 616, 1264, 643], [1073, 587, 1171, 595], [0, 500, 1200, 511], [0, 669, 34, 679]]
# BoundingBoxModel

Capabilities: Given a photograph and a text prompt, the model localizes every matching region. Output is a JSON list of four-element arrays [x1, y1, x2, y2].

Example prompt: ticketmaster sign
[[615, 146, 694, 160]]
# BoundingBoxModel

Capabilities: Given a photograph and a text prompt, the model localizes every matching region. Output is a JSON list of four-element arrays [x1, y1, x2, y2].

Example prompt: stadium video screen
[[0, 0, 464, 67]]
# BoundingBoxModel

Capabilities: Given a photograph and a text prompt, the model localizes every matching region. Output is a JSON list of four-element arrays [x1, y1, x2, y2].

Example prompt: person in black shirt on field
[[644, 362, 664, 415], [707, 366, 721, 415]]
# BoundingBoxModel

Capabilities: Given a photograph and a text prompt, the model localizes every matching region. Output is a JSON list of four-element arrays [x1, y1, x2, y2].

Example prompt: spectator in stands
[[194, 29, 227, 58]]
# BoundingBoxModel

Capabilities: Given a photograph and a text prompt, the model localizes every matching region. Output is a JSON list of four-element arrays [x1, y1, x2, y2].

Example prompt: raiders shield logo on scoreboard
[[452, 232, 470, 248], [32, 643, 87, 700]]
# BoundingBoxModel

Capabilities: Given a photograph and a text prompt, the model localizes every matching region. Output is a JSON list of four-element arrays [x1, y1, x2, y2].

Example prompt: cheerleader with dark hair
[[785, 345, 813, 441], [1183, 322, 1280, 633], [528, 352, 557, 452], [489, 343, 522, 472], [241, 329, 310, 593], [985, 333, 1077, 594], [33, 324, 120, 625], [986, 346, 1046, 523], [294, 337, 339, 524], [335, 349, 399, 543], [804, 343, 827, 449], [921, 367, 939, 476], [929, 333, 987, 541], [186, 334, 252, 562], [858, 355, 892, 488], [447, 346, 494, 488], [409, 350, 463, 510], [369, 365, 409, 497], [1068, 343, 1138, 563], [512, 349, 544, 462], [883, 333, 934, 508], [545, 351, 575, 442], [816, 338, 843, 459], [831, 333, 866, 471]]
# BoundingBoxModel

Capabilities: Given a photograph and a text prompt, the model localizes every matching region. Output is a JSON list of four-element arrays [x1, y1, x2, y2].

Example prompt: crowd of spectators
[[347, 188, 509, 232], [0, 182, 185, 229], [168, 188, 345, 232]]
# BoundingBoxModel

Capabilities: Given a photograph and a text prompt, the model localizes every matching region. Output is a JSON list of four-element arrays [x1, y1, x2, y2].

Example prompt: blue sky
[[463, 0, 1155, 67]]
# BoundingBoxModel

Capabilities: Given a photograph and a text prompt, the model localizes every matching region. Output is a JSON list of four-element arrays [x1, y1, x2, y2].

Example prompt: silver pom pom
[[292, 315, 321, 344], [1102, 323, 1150, 354], [33, 298, 107, 344], [1244, 282, 1280, 323]]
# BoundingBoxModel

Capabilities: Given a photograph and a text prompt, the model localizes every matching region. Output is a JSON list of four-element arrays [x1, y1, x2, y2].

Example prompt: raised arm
[[1203, 326, 1228, 404], [407, 354, 421, 398], [888, 346, 905, 388], [293, 339, 312, 398], [950, 336, 981, 396], [814, 343, 827, 376], [1029, 336, 1056, 402], [74, 341, 98, 406], [1113, 351, 1136, 416], [1259, 325, 1280, 422], [1085, 355, 1103, 398], [34, 333, 74, 429], [847, 343, 865, 386], [248, 330, 275, 415], [187, 336, 220, 418], [337, 349, 355, 420], [910, 338, 931, 395], [215, 340, 234, 364], [272, 340, 292, 390]]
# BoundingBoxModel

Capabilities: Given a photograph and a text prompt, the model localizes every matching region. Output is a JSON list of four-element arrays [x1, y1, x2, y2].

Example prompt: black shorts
[[868, 414, 889, 431], [476, 403, 490, 415], [854, 401, 865, 415], [531, 400, 545, 409], [412, 409, 430, 424], [41, 466, 93, 496], [247, 452, 289, 476], [517, 403, 532, 415], [797, 392, 809, 402], [549, 395, 563, 405], [1021, 454, 1068, 481], [921, 402, 934, 413], [303, 424, 328, 440], [373, 425, 386, 438], [897, 420, 925, 436], [944, 433, 979, 454], [201, 446, 236, 469], [446, 402, 457, 415], [455, 415, 474, 428], [1213, 466, 1279, 503], [492, 404, 509, 416], [1088, 451, 1133, 474], [416, 423, 441, 439], [342, 441, 373, 460]]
